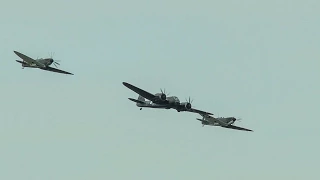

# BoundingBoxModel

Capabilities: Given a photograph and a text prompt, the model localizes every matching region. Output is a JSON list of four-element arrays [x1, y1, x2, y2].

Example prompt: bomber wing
[[223, 125, 253, 132], [123, 82, 166, 102], [188, 108, 213, 115], [40, 66, 74, 75]]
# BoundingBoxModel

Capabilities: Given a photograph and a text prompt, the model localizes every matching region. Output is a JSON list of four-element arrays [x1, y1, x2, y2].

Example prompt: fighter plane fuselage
[[129, 95, 191, 111], [17, 58, 53, 68], [37, 58, 54, 66], [197, 114, 253, 131], [203, 117, 236, 126]]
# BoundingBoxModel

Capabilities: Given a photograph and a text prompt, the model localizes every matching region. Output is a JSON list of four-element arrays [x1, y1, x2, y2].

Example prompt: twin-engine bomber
[[123, 82, 213, 115]]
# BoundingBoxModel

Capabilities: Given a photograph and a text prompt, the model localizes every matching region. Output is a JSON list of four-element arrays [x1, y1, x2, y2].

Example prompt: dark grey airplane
[[123, 82, 213, 115], [196, 113, 253, 132], [14, 51, 73, 75]]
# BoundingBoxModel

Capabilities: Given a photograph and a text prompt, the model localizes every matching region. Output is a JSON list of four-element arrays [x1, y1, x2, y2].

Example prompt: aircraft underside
[[23, 64, 38, 68], [138, 106, 192, 114], [203, 122, 219, 126], [16, 60, 38, 68]]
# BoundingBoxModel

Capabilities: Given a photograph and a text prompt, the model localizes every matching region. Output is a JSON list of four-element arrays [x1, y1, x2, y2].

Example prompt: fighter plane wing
[[188, 108, 213, 115], [40, 66, 74, 75], [223, 125, 253, 132], [123, 82, 157, 101], [13, 51, 45, 67], [14, 51, 37, 64]]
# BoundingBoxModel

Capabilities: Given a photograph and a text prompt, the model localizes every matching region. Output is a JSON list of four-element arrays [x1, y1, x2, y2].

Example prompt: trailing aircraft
[[123, 82, 213, 115], [196, 113, 253, 131]]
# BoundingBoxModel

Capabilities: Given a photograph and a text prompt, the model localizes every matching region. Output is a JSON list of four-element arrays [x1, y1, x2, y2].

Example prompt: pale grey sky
[[1, 0, 320, 179]]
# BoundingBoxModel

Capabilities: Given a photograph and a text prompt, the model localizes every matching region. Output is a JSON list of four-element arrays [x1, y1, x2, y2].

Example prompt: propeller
[[49, 52, 54, 58], [202, 116, 205, 127], [48, 52, 61, 68], [235, 117, 242, 122], [231, 117, 242, 124], [183, 96, 193, 109], [185, 96, 193, 104], [160, 88, 170, 96], [52, 61, 60, 68]]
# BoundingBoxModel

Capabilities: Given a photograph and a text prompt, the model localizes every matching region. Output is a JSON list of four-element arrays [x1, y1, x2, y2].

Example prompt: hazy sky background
[[1, 0, 319, 179]]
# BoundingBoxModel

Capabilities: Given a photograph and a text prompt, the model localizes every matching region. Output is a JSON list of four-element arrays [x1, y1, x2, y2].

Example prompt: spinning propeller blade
[[160, 88, 170, 96], [48, 51, 61, 67], [185, 96, 194, 104]]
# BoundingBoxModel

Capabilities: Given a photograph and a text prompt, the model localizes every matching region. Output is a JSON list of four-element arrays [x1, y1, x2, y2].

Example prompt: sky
[[0, 0, 320, 179]]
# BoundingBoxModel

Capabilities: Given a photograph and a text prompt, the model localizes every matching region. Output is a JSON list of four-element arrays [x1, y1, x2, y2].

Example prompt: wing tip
[[123, 82, 136, 89], [13, 50, 19, 55]]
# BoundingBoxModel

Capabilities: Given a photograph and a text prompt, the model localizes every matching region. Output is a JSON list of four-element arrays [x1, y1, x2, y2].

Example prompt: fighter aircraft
[[14, 51, 74, 75], [196, 113, 253, 131], [123, 82, 213, 115]]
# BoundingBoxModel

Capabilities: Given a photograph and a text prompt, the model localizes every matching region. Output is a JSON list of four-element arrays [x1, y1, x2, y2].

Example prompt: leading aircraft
[[196, 113, 253, 132], [123, 82, 213, 115], [14, 51, 74, 75]]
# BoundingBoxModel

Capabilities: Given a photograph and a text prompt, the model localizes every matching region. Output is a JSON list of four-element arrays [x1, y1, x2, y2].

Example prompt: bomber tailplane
[[16, 60, 24, 64], [128, 95, 146, 106], [128, 98, 144, 104]]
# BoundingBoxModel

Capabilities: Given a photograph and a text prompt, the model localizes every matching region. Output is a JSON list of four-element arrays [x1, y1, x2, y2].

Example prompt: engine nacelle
[[183, 102, 191, 110], [157, 93, 166, 101]]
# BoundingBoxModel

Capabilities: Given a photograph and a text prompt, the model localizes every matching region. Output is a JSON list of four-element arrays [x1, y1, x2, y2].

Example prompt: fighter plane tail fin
[[16, 60, 23, 64]]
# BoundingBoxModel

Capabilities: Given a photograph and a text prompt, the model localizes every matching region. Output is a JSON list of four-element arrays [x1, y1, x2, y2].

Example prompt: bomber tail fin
[[137, 95, 145, 103]]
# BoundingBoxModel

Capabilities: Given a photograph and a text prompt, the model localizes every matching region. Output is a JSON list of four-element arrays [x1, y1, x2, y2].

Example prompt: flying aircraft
[[123, 82, 213, 115], [196, 113, 253, 131], [14, 51, 74, 75]]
